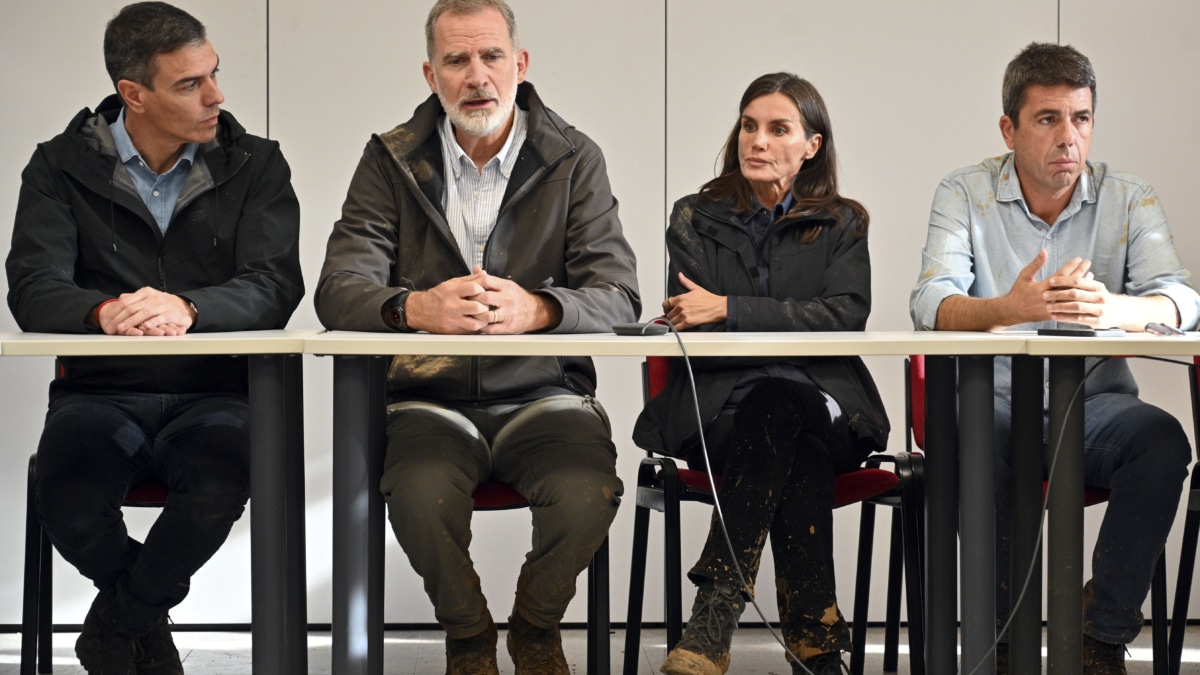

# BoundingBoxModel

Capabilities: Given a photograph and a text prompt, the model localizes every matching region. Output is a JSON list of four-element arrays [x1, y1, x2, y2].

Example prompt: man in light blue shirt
[[910, 42, 1197, 674]]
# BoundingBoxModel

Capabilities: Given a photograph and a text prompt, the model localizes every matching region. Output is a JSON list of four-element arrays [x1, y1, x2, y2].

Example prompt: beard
[[438, 80, 517, 138]]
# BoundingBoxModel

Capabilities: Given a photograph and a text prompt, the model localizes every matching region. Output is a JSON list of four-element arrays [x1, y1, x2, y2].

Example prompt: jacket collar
[[69, 94, 250, 186], [373, 81, 578, 263], [376, 81, 575, 209], [995, 151, 1097, 223], [692, 195, 837, 248]]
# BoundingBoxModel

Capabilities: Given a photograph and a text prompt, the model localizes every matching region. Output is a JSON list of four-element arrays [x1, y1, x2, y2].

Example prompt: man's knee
[[381, 452, 477, 513], [1109, 400, 1191, 466]]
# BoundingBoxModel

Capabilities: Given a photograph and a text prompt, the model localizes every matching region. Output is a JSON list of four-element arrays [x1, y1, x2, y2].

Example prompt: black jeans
[[35, 391, 250, 635], [994, 392, 1190, 644], [686, 378, 869, 661]]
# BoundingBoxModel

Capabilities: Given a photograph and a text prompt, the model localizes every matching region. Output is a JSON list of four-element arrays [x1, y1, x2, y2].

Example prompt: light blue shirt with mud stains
[[909, 152, 1200, 399]]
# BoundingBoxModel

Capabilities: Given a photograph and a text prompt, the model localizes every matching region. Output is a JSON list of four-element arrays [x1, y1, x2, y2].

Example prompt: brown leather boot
[[445, 620, 500, 675]]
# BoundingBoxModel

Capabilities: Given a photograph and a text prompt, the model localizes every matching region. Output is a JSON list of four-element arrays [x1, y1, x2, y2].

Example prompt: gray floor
[[0, 624, 1196, 674]]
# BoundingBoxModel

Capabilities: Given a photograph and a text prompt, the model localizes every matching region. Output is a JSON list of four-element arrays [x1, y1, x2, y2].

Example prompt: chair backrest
[[645, 356, 672, 402], [1191, 357, 1200, 442], [907, 355, 927, 451]]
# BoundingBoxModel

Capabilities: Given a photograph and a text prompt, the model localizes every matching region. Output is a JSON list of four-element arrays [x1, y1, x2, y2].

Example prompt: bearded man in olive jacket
[[314, 1, 639, 673]]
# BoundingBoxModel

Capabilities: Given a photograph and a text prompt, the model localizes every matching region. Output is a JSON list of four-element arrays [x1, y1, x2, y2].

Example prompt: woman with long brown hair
[[633, 72, 889, 675]]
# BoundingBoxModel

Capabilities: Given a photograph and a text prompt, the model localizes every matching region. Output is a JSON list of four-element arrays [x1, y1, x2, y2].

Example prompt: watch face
[[390, 306, 405, 329]]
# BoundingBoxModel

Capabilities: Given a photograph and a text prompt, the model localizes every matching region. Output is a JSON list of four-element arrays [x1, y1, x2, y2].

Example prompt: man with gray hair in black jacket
[[6, 3, 303, 673], [315, 1, 639, 673]]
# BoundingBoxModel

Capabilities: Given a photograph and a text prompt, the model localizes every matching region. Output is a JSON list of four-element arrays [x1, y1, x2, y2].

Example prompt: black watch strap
[[384, 291, 411, 331]]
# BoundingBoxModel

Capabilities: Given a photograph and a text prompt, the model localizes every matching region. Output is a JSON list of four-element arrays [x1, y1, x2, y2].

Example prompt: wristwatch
[[384, 291, 411, 331]]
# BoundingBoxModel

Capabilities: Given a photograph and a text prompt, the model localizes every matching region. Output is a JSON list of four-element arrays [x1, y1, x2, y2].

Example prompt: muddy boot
[[506, 611, 569, 675], [660, 580, 745, 675], [445, 620, 500, 675], [1082, 635, 1126, 675], [795, 650, 850, 675]]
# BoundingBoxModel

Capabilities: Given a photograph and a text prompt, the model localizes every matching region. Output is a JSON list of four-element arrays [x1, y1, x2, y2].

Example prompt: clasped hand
[[99, 287, 195, 336], [406, 266, 552, 335], [1009, 250, 1120, 327]]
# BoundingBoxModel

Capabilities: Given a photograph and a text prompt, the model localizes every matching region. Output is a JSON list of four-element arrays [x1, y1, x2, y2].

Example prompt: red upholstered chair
[[471, 481, 610, 675], [622, 356, 925, 675], [906, 354, 1198, 675], [21, 453, 171, 675]]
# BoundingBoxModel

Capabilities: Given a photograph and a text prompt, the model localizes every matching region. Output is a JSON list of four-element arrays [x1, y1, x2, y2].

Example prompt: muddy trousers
[[687, 379, 868, 662], [381, 394, 623, 639], [35, 391, 250, 636]]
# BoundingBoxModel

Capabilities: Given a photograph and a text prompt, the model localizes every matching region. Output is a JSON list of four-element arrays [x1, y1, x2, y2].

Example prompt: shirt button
[[152, 190, 160, 197]]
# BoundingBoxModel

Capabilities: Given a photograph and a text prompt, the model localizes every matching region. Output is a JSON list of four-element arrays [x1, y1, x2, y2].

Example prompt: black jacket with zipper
[[633, 194, 890, 458], [6, 94, 304, 396]]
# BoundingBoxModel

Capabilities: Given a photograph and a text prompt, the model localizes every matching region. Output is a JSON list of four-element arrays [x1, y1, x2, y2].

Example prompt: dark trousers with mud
[[686, 379, 869, 662], [381, 394, 623, 639]]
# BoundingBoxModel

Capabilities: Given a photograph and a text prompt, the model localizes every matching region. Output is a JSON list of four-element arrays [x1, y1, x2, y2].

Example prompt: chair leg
[[850, 501, 878, 675], [900, 456, 926, 675], [663, 475, 684, 650], [883, 511, 905, 673], [587, 537, 610, 675], [1152, 552, 1168, 675], [21, 455, 41, 675], [38, 530, 53, 675], [623, 502, 652, 675], [1168, 486, 1200, 675]]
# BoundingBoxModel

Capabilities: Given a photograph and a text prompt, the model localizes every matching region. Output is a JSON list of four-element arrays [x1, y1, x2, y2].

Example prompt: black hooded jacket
[[6, 94, 304, 395]]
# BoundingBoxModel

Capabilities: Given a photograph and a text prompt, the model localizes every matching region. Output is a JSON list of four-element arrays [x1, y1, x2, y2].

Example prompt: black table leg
[[1010, 355, 1044, 673], [249, 354, 308, 674], [959, 356, 996, 674], [924, 355, 958, 675], [1047, 356, 1084, 675], [331, 355, 387, 675]]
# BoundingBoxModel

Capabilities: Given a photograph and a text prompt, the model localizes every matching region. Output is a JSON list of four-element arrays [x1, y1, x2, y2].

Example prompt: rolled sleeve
[[910, 178, 975, 331]]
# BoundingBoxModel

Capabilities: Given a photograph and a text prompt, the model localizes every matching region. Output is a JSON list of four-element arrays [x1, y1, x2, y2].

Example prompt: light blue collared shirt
[[910, 152, 1200, 398], [110, 108, 200, 234], [438, 108, 528, 270]]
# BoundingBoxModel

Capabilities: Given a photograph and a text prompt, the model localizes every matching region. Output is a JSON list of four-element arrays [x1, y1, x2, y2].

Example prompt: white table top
[[0, 329, 322, 356], [1025, 331, 1200, 357], [3, 328, 1196, 359], [302, 329, 1030, 357]]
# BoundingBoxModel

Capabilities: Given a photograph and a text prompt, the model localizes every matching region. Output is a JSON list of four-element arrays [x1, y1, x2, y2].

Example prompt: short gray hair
[[1002, 42, 1096, 127], [104, 2, 207, 90], [424, 0, 519, 60]]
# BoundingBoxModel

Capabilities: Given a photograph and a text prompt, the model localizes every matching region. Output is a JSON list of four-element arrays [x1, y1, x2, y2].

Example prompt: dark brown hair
[[699, 72, 868, 242], [1002, 42, 1096, 128], [104, 2, 206, 91]]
